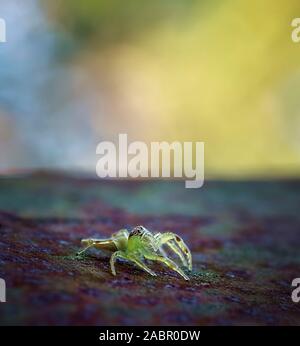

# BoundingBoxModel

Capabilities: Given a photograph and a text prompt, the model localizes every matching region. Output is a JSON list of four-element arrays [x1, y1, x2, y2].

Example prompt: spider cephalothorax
[[77, 226, 192, 280]]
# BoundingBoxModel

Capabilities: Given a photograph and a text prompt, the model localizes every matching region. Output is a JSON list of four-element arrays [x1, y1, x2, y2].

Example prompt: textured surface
[[0, 172, 300, 325]]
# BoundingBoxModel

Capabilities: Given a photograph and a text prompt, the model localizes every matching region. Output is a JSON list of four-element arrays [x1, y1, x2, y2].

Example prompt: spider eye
[[129, 226, 145, 237]]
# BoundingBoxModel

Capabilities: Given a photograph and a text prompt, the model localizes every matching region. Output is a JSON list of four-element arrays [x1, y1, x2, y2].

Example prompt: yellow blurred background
[[1, 0, 300, 178]]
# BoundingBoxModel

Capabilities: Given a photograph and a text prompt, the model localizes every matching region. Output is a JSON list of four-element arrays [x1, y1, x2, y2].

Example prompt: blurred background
[[1, 0, 300, 178]]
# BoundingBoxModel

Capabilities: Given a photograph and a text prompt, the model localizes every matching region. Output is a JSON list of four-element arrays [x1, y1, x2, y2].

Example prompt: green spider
[[77, 226, 192, 280]]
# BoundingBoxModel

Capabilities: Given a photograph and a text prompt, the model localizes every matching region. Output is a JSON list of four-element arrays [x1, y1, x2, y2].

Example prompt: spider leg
[[76, 239, 95, 255], [158, 246, 168, 257], [110, 251, 127, 276], [156, 233, 180, 259], [156, 232, 192, 270], [77, 245, 93, 256], [144, 252, 190, 281], [127, 255, 157, 277], [78, 238, 117, 256], [109, 251, 157, 277], [163, 240, 189, 269]]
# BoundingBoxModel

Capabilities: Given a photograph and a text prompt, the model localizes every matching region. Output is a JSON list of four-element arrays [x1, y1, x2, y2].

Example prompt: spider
[[77, 226, 192, 280]]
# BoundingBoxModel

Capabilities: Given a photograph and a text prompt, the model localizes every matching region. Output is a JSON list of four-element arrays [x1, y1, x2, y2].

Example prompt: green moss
[[191, 269, 221, 282]]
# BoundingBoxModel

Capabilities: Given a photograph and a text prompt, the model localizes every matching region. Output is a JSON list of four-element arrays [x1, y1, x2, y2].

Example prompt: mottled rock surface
[[0, 173, 299, 325]]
